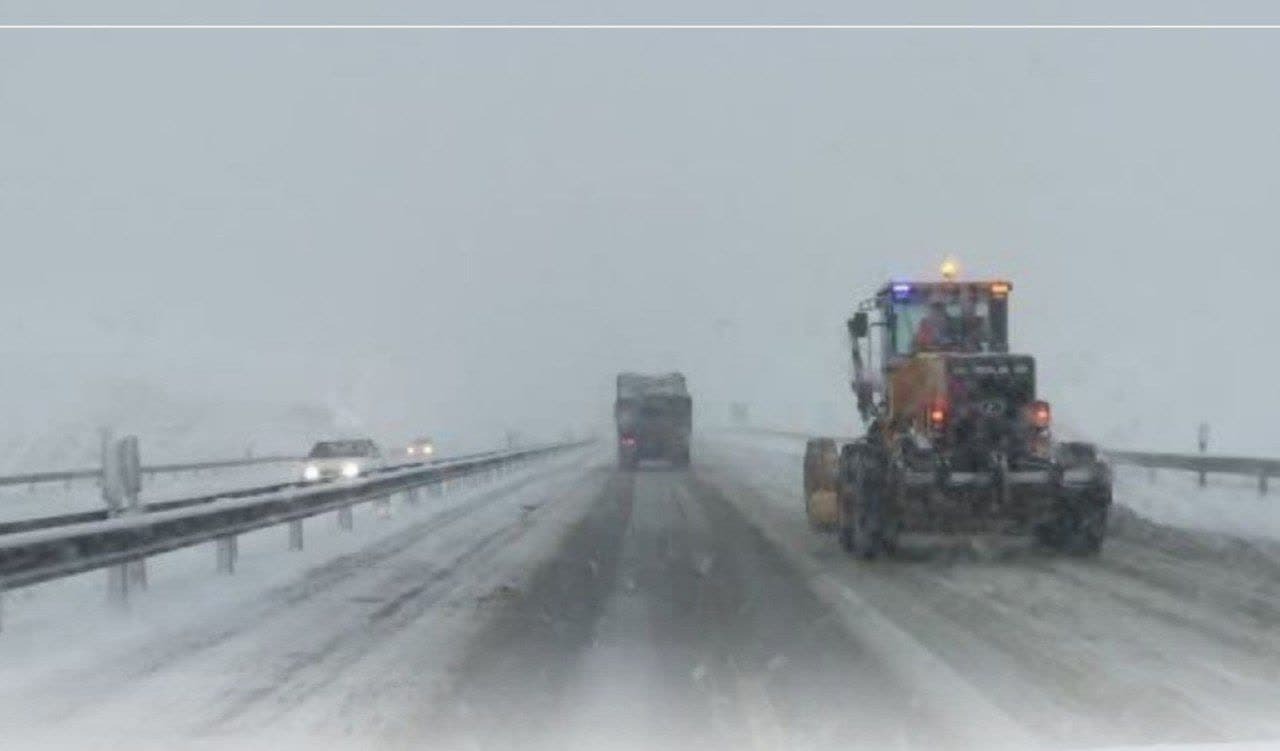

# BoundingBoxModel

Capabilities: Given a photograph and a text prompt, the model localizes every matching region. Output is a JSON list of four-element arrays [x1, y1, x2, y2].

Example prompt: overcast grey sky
[[2, 8, 1279, 461]]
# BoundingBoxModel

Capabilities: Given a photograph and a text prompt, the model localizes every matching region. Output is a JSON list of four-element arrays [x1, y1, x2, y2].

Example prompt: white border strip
[[0, 24, 1277, 30]]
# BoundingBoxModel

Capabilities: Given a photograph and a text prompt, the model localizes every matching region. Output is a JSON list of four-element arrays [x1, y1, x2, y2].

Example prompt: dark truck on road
[[615, 372, 692, 469]]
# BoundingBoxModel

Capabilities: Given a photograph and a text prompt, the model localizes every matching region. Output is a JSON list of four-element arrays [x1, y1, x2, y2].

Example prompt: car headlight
[[422, 445, 434, 455], [303, 464, 320, 481], [407, 446, 416, 455], [341, 461, 361, 478]]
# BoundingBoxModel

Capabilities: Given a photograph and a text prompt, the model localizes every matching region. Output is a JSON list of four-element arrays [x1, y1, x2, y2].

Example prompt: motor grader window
[[891, 297, 1005, 355], [891, 301, 956, 354], [892, 306, 922, 356]]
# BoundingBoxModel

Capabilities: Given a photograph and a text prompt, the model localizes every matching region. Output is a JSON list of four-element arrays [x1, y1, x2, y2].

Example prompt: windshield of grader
[[889, 285, 1009, 357]]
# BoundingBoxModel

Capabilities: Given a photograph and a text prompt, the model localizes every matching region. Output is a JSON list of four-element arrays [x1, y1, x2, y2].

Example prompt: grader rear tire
[[847, 445, 887, 560], [803, 438, 840, 531], [1043, 448, 1111, 557]]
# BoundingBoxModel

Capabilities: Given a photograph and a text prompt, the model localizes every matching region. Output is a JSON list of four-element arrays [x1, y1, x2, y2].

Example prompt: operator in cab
[[913, 301, 955, 350]]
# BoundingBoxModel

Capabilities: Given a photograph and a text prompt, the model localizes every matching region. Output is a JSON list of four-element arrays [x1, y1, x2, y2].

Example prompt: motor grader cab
[[804, 267, 1112, 557]]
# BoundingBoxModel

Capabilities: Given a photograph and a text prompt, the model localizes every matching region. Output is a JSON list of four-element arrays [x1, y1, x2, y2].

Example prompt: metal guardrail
[[1107, 450, 1277, 494], [0, 449, 508, 536], [0, 442, 586, 597], [0, 467, 101, 488], [1105, 450, 1280, 475], [0, 455, 304, 489], [728, 427, 1277, 495]]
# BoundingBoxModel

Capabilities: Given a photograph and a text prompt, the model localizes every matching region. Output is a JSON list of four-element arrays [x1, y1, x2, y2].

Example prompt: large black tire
[[837, 495, 856, 552], [839, 444, 888, 559], [1061, 497, 1108, 556], [853, 484, 887, 560], [1042, 447, 1111, 556], [1032, 520, 1064, 549], [1037, 488, 1109, 556]]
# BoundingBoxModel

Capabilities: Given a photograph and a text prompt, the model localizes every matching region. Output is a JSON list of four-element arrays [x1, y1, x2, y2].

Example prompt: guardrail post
[[216, 536, 238, 574], [428, 480, 443, 498], [404, 487, 420, 506], [1260, 472, 1269, 496], [127, 559, 147, 590], [337, 505, 354, 531], [122, 438, 147, 591], [288, 520, 304, 551], [103, 431, 146, 601], [375, 495, 392, 519], [107, 565, 129, 607], [1148, 467, 1157, 483]]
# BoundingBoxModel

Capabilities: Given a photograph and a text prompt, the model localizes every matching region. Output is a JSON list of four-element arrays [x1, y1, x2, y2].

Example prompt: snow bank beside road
[[1113, 467, 1280, 542]]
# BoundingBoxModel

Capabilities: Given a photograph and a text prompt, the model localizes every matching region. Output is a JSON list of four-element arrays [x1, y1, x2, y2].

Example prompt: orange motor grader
[[804, 273, 1111, 557]]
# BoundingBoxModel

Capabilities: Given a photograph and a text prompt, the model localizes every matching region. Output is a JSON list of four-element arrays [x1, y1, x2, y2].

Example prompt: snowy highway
[[1, 437, 1278, 750], [7, 13, 1280, 751]]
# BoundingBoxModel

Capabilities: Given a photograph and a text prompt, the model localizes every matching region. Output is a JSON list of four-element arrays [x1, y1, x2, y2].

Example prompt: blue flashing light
[[891, 283, 912, 300]]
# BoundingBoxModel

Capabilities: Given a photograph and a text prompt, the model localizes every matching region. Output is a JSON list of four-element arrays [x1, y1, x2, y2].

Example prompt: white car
[[301, 439, 384, 482]]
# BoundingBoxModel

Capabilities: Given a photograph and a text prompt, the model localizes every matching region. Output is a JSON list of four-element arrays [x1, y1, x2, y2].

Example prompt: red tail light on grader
[[804, 269, 1112, 557]]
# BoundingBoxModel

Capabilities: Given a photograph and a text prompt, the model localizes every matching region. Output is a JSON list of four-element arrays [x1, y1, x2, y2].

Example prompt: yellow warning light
[[991, 282, 1011, 296], [940, 258, 960, 280]]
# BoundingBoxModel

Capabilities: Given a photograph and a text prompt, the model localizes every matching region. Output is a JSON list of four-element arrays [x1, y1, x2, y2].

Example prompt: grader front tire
[[803, 438, 840, 531]]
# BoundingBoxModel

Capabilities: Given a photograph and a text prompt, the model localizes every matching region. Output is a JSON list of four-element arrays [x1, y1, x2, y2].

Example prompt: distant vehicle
[[615, 372, 692, 469], [301, 439, 384, 482], [406, 437, 435, 458]]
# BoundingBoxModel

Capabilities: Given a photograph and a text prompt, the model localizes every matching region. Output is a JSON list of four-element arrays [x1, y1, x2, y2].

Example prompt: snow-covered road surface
[[0, 449, 603, 749], [700, 436, 1280, 749], [1, 438, 1278, 750]]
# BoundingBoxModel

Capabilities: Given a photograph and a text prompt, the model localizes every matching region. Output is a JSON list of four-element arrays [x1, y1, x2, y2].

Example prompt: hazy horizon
[[3, 19, 1278, 463]]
